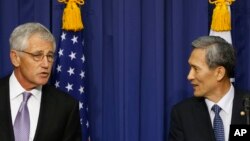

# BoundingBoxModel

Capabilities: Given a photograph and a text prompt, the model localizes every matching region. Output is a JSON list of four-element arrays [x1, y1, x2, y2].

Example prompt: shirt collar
[[9, 72, 42, 100], [205, 84, 234, 114]]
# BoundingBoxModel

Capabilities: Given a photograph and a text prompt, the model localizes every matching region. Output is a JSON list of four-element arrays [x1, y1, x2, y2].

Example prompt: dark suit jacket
[[0, 76, 82, 141], [168, 90, 249, 141]]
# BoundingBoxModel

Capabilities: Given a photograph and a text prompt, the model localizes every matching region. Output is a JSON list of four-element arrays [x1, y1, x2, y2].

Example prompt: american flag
[[52, 30, 90, 141]]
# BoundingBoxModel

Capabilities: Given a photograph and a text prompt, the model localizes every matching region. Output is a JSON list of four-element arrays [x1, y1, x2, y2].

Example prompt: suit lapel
[[231, 90, 246, 124], [33, 86, 48, 141], [0, 76, 15, 141], [33, 85, 58, 141], [193, 98, 216, 141]]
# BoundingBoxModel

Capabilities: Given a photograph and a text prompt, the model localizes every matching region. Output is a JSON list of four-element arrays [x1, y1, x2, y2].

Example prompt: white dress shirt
[[205, 84, 234, 141], [9, 72, 42, 141]]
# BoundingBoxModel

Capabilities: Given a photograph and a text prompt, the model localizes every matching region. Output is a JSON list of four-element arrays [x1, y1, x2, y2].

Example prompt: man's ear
[[216, 66, 226, 81], [10, 50, 21, 67]]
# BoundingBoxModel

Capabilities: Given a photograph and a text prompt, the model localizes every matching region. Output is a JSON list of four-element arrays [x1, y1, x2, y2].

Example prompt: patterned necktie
[[14, 92, 32, 141], [212, 104, 225, 141]]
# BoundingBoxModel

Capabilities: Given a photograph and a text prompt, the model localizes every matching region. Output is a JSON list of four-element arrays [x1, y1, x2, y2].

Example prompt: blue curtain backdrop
[[232, 1, 250, 89], [1, 0, 250, 141]]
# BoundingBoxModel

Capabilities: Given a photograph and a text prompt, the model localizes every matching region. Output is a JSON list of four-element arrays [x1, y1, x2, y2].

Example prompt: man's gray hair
[[192, 36, 235, 77], [9, 22, 56, 51]]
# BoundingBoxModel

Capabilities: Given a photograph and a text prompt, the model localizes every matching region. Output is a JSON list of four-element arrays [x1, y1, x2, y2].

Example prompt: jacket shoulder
[[173, 96, 205, 110], [42, 84, 78, 105]]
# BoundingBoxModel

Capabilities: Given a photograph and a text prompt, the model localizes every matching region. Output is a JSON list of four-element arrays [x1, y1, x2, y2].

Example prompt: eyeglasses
[[16, 50, 55, 62]]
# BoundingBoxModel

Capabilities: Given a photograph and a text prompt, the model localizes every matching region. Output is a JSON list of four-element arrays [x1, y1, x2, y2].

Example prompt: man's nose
[[187, 69, 194, 81], [41, 56, 50, 67]]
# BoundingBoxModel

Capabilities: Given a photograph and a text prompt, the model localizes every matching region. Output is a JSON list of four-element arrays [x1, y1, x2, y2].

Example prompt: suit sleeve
[[168, 106, 185, 141], [62, 101, 82, 141]]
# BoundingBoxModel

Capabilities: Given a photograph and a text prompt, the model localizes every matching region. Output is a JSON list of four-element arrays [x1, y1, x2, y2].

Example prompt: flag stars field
[[67, 67, 75, 76], [81, 55, 85, 63], [79, 86, 84, 94], [80, 119, 83, 125], [79, 102, 83, 109], [55, 81, 60, 88], [80, 71, 85, 79], [65, 83, 73, 92], [58, 49, 64, 57], [53, 31, 90, 140], [71, 35, 78, 44], [86, 121, 89, 128], [69, 51, 76, 60], [61, 32, 66, 41], [56, 65, 62, 72]]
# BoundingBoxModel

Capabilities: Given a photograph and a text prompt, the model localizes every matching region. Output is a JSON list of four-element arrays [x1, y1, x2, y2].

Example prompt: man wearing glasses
[[0, 23, 82, 141]]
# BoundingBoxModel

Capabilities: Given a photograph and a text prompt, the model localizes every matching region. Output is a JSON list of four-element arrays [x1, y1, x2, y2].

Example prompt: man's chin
[[37, 79, 49, 85], [194, 92, 203, 97]]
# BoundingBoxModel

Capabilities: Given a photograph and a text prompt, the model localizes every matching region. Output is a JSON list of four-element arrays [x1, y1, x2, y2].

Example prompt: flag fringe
[[58, 0, 85, 31], [209, 0, 234, 32]]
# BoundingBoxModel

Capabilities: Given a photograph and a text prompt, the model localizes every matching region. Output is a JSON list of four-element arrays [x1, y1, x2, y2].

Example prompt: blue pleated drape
[[0, 0, 59, 77], [232, 1, 250, 90], [164, 0, 208, 136], [1, 0, 250, 141], [85, 0, 207, 140]]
